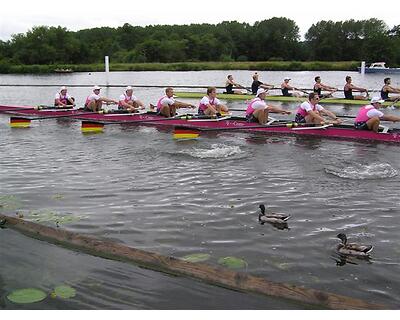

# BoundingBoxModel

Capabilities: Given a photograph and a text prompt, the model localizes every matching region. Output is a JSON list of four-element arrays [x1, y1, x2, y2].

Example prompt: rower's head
[[345, 76, 352, 83], [256, 88, 267, 100], [370, 96, 385, 108], [284, 77, 291, 83], [93, 85, 101, 94], [315, 76, 321, 83], [308, 92, 320, 104], [60, 86, 67, 95], [125, 86, 133, 96], [384, 77, 391, 85], [252, 73, 259, 80], [207, 86, 217, 98], [227, 75, 233, 80], [165, 87, 174, 98]]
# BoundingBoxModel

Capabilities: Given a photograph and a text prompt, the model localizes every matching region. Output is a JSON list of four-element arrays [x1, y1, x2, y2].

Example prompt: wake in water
[[177, 143, 245, 160], [324, 162, 398, 180]]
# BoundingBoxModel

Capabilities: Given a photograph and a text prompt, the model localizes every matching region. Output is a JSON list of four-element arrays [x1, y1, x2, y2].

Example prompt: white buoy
[[361, 61, 366, 75], [105, 56, 110, 86]]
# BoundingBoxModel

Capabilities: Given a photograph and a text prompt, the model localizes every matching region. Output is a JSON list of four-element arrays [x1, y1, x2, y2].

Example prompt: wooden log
[[0, 214, 385, 309]]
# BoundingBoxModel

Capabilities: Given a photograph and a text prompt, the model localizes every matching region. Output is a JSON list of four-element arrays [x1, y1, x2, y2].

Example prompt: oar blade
[[173, 127, 200, 140], [9, 117, 31, 128], [81, 121, 104, 133]]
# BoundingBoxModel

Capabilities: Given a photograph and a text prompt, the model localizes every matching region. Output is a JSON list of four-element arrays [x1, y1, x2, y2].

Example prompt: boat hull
[[358, 67, 400, 74]]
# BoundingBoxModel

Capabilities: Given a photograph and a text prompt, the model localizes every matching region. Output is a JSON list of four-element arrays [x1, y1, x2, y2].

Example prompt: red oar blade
[[81, 121, 104, 133], [173, 127, 200, 139], [9, 117, 31, 128]]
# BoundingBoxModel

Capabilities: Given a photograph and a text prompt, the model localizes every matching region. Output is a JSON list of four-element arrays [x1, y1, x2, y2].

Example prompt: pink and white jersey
[[245, 97, 267, 116], [355, 105, 384, 122], [296, 101, 324, 117], [85, 93, 101, 106], [156, 95, 175, 111], [55, 92, 71, 104], [118, 93, 137, 107], [198, 96, 220, 112]]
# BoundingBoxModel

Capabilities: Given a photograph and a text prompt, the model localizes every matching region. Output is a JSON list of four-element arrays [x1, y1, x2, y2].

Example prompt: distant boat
[[358, 62, 400, 74], [54, 68, 73, 73]]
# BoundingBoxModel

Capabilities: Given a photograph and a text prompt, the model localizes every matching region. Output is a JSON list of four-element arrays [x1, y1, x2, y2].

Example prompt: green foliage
[[181, 253, 211, 263], [7, 288, 47, 304]]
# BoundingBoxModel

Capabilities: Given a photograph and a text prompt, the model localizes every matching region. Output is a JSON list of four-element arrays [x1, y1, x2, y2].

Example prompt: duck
[[258, 204, 291, 225], [336, 233, 373, 257]]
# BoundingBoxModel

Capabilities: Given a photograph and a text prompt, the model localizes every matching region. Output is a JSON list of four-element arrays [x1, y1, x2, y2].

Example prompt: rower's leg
[[366, 117, 380, 132], [253, 109, 265, 124], [87, 100, 97, 112], [170, 105, 177, 117], [160, 105, 171, 117]]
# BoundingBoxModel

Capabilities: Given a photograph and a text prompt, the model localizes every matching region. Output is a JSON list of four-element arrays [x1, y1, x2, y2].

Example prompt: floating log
[[0, 214, 385, 309]]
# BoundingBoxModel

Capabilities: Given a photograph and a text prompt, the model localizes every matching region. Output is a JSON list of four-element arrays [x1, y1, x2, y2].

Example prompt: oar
[[1, 105, 74, 113], [387, 97, 400, 109]]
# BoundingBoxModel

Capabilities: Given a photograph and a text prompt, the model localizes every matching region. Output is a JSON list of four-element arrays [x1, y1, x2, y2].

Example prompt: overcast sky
[[0, 0, 398, 41]]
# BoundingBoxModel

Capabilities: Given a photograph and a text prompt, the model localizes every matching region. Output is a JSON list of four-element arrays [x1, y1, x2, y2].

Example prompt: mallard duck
[[336, 233, 373, 257], [258, 204, 291, 224]]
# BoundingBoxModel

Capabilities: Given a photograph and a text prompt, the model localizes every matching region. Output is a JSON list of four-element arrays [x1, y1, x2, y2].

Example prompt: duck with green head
[[336, 233, 373, 257]]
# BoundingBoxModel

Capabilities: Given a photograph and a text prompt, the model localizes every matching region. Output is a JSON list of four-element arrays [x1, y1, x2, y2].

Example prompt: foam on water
[[178, 143, 245, 159], [325, 162, 398, 180]]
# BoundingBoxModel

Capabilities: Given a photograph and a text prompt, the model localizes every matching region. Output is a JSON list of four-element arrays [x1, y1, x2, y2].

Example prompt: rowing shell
[[174, 92, 400, 107]]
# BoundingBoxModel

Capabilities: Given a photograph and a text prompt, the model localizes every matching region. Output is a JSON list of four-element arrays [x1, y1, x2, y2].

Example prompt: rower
[[54, 86, 75, 107], [281, 77, 306, 97], [118, 86, 145, 112], [84, 86, 118, 112], [225, 75, 247, 94], [344, 76, 368, 100], [380, 78, 400, 101], [246, 88, 291, 125], [294, 92, 341, 125], [251, 72, 274, 95], [156, 87, 195, 117], [198, 87, 229, 116], [354, 96, 400, 132], [313, 76, 337, 98]]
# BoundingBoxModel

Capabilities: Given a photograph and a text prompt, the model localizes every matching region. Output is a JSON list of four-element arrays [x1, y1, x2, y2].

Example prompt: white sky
[[0, 0, 398, 41]]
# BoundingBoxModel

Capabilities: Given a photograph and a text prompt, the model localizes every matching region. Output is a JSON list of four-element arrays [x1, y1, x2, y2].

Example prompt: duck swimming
[[258, 204, 291, 225], [336, 233, 373, 257]]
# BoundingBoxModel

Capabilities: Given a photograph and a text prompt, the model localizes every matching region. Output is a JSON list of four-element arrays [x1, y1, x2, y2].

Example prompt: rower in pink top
[[354, 96, 400, 132], [85, 86, 118, 112], [198, 87, 228, 116], [245, 88, 290, 124], [118, 86, 145, 112], [154, 87, 195, 118]]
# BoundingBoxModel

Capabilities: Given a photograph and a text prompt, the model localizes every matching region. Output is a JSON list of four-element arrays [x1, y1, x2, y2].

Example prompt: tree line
[[0, 18, 399, 66]]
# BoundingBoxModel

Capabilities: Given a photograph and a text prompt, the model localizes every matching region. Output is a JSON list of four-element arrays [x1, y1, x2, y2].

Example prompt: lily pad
[[52, 194, 65, 200], [0, 195, 22, 210], [218, 256, 248, 269], [53, 285, 76, 299], [7, 288, 47, 304], [181, 253, 211, 263], [25, 210, 84, 225]]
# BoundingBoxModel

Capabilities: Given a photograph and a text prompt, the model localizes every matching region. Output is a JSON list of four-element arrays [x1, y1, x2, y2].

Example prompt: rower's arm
[[174, 100, 196, 109], [101, 97, 118, 104], [381, 114, 400, 122], [387, 86, 400, 94], [350, 84, 367, 92], [308, 110, 325, 123], [267, 105, 291, 115]]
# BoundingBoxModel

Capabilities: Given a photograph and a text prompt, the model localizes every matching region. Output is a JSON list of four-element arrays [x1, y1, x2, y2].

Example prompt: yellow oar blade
[[81, 121, 104, 133], [173, 128, 199, 139], [9, 117, 31, 128]]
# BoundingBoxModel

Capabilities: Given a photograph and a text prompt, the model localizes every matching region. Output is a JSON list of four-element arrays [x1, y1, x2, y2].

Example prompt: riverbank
[[0, 61, 360, 74]]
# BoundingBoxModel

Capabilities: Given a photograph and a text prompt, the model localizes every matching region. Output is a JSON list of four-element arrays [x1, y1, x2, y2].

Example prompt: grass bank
[[0, 61, 360, 74]]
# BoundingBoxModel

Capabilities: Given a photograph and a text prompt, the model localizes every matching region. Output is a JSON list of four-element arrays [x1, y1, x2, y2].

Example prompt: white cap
[[284, 77, 291, 81], [60, 86, 67, 91], [93, 85, 101, 90], [371, 96, 384, 104], [256, 88, 267, 97], [125, 86, 133, 91]]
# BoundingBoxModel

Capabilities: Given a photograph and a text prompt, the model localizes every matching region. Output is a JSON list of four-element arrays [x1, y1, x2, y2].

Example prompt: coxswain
[[245, 88, 291, 125], [251, 72, 274, 95], [225, 75, 247, 94], [294, 92, 341, 125], [198, 87, 229, 116], [54, 86, 75, 107], [380, 78, 400, 101], [313, 76, 337, 98], [344, 76, 368, 100], [281, 77, 306, 97], [118, 86, 145, 112], [84, 86, 118, 112], [354, 96, 400, 132], [155, 87, 195, 117]]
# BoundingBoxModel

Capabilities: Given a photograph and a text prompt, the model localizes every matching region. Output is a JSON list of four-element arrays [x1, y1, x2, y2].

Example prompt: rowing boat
[[174, 92, 400, 107], [0, 105, 82, 117], [1, 105, 399, 143]]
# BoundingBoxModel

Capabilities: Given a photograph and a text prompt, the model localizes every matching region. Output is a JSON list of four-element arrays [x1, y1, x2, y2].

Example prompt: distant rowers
[[344, 76, 368, 100], [313, 76, 337, 98], [225, 75, 247, 94], [251, 72, 274, 95], [246, 88, 291, 125], [84, 86, 118, 112], [54, 86, 75, 107], [354, 96, 400, 132], [198, 87, 229, 116], [155, 87, 195, 117], [380, 78, 400, 101], [118, 86, 145, 112], [281, 77, 306, 97], [294, 93, 341, 125]]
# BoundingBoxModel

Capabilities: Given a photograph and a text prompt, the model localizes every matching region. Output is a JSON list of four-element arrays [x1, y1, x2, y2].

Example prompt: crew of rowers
[[54, 81, 400, 133]]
